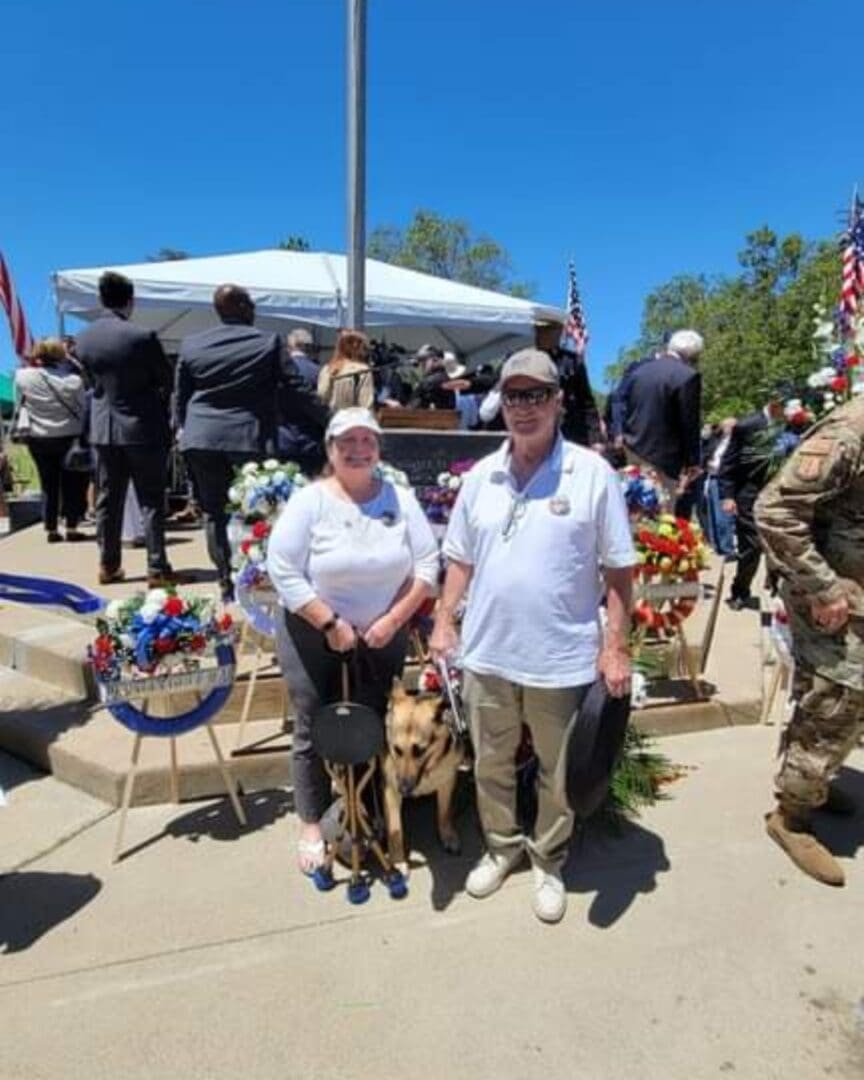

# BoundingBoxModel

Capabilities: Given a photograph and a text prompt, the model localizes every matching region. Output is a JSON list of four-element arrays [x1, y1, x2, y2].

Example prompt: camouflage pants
[[775, 669, 864, 814]]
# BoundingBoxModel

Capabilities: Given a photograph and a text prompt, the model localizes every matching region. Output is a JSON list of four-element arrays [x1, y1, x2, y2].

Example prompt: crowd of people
[[2, 270, 862, 908]]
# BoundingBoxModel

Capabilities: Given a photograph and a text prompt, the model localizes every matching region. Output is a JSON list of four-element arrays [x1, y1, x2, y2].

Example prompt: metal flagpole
[[346, 0, 367, 330]]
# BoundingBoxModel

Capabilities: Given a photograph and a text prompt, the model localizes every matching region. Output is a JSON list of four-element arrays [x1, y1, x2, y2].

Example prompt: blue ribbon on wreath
[[105, 643, 236, 736], [0, 571, 103, 614]]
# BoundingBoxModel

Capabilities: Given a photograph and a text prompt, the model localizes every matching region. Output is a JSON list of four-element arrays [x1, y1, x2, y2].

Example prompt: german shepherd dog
[[381, 679, 465, 872]]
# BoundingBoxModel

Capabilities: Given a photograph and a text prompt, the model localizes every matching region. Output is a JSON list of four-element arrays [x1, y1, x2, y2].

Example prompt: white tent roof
[[54, 249, 564, 360]]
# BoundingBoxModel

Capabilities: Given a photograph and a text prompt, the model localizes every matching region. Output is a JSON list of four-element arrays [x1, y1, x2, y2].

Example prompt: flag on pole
[[840, 195, 864, 337], [0, 252, 33, 361], [560, 261, 589, 357]]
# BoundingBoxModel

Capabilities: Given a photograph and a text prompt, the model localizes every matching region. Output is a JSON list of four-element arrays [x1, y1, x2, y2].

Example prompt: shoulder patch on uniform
[[794, 436, 835, 482]]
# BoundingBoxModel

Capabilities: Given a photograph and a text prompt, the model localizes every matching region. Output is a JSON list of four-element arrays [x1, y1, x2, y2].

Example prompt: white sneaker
[[531, 865, 567, 923], [465, 849, 523, 899]]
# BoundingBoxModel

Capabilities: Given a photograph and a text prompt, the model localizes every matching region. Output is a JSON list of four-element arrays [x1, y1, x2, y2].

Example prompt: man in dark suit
[[75, 271, 176, 587], [176, 285, 281, 601], [621, 329, 703, 503], [719, 393, 785, 610], [276, 327, 329, 476]]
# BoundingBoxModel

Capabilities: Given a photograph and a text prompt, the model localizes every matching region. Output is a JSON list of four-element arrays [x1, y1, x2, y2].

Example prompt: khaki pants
[[463, 671, 588, 872]]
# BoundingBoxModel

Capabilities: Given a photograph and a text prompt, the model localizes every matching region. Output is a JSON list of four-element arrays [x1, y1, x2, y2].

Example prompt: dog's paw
[[440, 832, 462, 855]]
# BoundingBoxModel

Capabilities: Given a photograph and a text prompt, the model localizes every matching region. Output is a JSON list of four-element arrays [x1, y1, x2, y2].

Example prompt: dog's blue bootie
[[386, 871, 408, 900], [311, 866, 335, 892], [347, 880, 371, 905]]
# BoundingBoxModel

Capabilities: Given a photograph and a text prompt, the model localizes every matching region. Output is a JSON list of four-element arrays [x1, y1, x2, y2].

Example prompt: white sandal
[[297, 837, 326, 875]]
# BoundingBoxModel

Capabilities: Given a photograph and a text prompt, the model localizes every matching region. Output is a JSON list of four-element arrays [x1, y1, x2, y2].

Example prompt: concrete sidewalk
[[2, 728, 863, 1080]]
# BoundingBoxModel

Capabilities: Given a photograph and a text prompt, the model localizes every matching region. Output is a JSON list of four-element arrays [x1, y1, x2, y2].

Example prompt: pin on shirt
[[549, 496, 571, 516]]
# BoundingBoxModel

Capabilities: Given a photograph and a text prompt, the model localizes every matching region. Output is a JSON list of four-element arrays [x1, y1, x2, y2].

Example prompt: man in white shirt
[[430, 348, 635, 923]]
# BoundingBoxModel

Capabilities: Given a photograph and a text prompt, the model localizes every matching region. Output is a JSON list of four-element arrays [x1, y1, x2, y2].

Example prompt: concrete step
[[49, 709, 292, 807], [0, 665, 87, 771], [0, 603, 95, 700]]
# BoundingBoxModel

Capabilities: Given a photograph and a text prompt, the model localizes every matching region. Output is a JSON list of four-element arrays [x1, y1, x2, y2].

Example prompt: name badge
[[549, 496, 571, 516]]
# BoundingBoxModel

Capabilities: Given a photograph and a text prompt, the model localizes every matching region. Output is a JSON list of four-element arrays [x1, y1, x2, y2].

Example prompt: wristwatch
[[321, 614, 340, 634]]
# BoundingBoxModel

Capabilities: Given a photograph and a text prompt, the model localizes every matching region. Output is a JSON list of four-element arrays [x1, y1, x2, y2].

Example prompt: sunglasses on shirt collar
[[501, 386, 556, 407]]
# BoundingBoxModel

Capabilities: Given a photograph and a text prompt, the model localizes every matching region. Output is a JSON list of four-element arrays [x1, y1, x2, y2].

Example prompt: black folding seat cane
[[310, 656, 408, 903]]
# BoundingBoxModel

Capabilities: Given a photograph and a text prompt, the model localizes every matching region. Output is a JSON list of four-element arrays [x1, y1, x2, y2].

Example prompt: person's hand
[[598, 645, 632, 698], [810, 594, 850, 635], [325, 617, 357, 653], [430, 618, 459, 664], [362, 613, 398, 650], [442, 378, 472, 392], [721, 498, 737, 515]]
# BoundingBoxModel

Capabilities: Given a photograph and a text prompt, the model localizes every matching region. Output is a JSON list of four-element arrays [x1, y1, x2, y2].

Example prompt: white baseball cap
[[325, 407, 382, 441]]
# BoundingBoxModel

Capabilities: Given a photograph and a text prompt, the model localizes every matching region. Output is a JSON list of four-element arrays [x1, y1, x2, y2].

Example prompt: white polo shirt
[[443, 437, 636, 688]]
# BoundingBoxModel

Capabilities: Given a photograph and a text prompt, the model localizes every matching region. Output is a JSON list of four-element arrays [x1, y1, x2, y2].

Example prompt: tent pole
[[346, 0, 367, 330]]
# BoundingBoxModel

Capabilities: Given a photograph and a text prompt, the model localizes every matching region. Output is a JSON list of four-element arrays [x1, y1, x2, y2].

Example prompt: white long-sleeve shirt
[[267, 480, 439, 631]]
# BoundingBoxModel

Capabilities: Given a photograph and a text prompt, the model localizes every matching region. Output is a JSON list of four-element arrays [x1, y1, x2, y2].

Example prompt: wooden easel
[[634, 581, 705, 699], [234, 617, 290, 752], [112, 694, 247, 864]]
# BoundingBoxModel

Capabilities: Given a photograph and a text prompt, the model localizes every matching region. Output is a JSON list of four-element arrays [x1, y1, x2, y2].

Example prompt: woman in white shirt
[[14, 338, 88, 542], [267, 407, 438, 876]]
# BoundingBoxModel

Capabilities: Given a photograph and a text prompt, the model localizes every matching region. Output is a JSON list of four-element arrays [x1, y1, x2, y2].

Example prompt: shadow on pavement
[[815, 765, 864, 859], [399, 775, 482, 912], [0, 871, 102, 953], [118, 788, 292, 861], [564, 818, 671, 928]]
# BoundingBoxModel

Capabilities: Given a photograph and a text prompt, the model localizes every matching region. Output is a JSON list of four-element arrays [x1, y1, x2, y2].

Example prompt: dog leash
[[435, 657, 468, 740]]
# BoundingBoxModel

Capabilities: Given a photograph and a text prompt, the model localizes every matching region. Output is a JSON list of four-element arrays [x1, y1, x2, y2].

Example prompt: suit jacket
[[622, 353, 701, 478], [718, 411, 770, 505], [176, 321, 281, 454], [75, 312, 172, 447], [277, 353, 329, 466]]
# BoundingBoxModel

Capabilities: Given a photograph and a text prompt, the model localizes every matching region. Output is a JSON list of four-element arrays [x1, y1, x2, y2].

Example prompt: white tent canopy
[[54, 249, 564, 362]]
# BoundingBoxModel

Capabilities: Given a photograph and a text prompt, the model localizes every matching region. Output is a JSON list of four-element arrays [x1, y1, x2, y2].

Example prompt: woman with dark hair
[[317, 330, 375, 411], [14, 338, 89, 542], [267, 407, 438, 877]]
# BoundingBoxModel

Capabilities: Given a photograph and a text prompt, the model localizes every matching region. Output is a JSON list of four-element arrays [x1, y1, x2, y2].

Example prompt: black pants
[[731, 496, 761, 601], [27, 436, 89, 533], [95, 445, 171, 575], [279, 611, 408, 822], [183, 449, 258, 591]]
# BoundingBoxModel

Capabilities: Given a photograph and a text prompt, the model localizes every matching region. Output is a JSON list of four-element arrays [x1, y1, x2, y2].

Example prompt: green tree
[[613, 226, 842, 418], [277, 235, 311, 251], [147, 248, 189, 262], [368, 209, 531, 296]]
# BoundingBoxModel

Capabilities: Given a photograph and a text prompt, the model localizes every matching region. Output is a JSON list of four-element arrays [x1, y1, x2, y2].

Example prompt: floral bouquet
[[619, 465, 662, 519], [90, 588, 235, 686], [227, 459, 308, 592], [632, 514, 709, 631], [417, 459, 475, 525], [633, 514, 709, 584]]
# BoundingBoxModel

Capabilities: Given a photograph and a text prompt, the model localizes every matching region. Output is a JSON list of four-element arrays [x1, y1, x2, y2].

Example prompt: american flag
[[560, 261, 589, 356], [0, 251, 33, 361], [840, 195, 864, 336]]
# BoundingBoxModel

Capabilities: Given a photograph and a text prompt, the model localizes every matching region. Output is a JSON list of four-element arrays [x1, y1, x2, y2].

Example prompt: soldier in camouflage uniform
[[755, 396, 864, 887]]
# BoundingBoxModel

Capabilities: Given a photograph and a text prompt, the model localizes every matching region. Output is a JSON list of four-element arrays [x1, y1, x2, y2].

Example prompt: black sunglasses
[[501, 387, 554, 407]]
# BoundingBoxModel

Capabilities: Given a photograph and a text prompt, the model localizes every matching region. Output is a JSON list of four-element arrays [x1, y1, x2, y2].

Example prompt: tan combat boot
[[764, 809, 845, 887]]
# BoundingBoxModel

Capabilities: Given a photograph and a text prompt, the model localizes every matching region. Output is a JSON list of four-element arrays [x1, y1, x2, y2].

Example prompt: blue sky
[[1, 0, 860, 385]]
